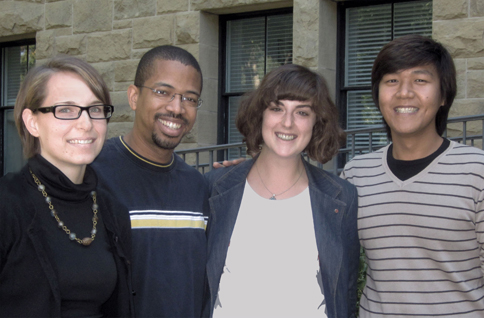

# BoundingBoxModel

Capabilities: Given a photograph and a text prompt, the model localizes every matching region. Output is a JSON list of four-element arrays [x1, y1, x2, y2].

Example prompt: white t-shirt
[[214, 181, 327, 318]]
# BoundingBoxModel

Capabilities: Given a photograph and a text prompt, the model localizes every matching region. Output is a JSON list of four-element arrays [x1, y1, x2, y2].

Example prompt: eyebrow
[[153, 82, 200, 97], [389, 68, 435, 77], [411, 69, 435, 76], [54, 100, 104, 106]]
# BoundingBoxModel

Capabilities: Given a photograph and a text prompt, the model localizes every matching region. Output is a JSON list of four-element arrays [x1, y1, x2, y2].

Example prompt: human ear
[[22, 108, 40, 137], [127, 85, 140, 111]]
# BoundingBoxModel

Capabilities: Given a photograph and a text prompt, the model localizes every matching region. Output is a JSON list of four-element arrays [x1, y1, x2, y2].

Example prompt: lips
[[395, 107, 418, 114], [276, 133, 296, 141], [68, 139, 94, 144]]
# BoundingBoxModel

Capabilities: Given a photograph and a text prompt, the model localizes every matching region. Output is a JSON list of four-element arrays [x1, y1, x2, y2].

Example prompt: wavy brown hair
[[236, 64, 345, 164], [14, 56, 111, 158]]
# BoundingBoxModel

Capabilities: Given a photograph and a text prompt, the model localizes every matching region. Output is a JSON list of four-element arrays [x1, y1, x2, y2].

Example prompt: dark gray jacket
[[203, 158, 359, 318]]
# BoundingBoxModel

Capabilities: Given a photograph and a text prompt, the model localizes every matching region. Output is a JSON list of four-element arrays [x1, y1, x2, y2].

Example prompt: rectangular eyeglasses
[[34, 105, 114, 120]]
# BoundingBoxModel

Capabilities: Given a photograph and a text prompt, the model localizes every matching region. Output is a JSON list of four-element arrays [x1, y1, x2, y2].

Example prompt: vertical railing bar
[[482, 119, 484, 149], [209, 151, 214, 172], [351, 133, 356, 158], [369, 132, 373, 153]]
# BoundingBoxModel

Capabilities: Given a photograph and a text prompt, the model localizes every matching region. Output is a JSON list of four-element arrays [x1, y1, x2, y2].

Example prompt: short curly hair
[[236, 64, 345, 164]]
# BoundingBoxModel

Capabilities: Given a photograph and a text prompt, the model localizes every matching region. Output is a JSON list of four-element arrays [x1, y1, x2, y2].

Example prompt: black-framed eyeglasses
[[137, 85, 202, 109], [34, 105, 114, 120]]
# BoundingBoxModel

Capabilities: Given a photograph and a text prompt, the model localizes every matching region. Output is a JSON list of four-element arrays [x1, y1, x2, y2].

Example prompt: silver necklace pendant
[[270, 194, 277, 200]]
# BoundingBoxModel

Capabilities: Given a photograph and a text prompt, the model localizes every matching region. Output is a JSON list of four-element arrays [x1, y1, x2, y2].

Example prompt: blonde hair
[[14, 56, 111, 158]]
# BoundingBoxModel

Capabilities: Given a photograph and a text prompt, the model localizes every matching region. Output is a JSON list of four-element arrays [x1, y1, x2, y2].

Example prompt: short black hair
[[372, 34, 456, 140], [134, 45, 203, 91]]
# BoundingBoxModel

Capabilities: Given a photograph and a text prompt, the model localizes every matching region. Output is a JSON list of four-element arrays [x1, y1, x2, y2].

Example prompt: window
[[219, 9, 293, 158], [1, 41, 35, 175], [338, 0, 432, 156]]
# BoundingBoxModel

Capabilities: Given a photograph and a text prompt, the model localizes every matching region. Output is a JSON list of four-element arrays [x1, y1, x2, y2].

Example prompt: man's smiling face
[[378, 64, 444, 141], [130, 58, 202, 151]]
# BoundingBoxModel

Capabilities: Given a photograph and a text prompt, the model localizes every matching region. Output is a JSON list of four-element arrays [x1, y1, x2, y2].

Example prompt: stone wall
[[1, 0, 323, 151], [433, 0, 484, 143]]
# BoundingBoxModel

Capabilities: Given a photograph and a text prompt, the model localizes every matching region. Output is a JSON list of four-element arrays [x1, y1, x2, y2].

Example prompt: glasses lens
[[89, 105, 112, 119], [182, 94, 200, 108], [55, 105, 81, 119]]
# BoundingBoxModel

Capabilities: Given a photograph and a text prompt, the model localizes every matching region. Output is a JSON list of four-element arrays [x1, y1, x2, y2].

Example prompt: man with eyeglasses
[[91, 45, 209, 318]]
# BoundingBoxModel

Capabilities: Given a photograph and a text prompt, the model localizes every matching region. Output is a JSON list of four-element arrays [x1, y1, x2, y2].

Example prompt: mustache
[[154, 113, 189, 125]]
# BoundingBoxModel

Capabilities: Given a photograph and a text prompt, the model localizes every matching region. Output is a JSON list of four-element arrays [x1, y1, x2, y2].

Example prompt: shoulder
[[174, 155, 207, 182], [0, 170, 33, 243], [438, 142, 484, 176], [92, 137, 122, 172], [446, 141, 484, 160], [204, 159, 253, 186], [341, 145, 388, 179], [305, 161, 357, 199], [0, 170, 27, 201], [93, 137, 121, 163]]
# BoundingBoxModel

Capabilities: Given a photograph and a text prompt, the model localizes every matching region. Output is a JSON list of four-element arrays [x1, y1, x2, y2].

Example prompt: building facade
[[0, 0, 482, 174]]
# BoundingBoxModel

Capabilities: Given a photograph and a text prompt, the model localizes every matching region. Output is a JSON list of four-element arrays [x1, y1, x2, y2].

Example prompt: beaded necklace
[[30, 169, 98, 246]]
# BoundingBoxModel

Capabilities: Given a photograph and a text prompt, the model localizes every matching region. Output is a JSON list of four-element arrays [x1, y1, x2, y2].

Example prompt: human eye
[[268, 103, 282, 112], [415, 77, 429, 84], [381, 74, 398, 84], [89, 105, 103, 113], [55, 105, 79, 118], [297, 110, 309, 117], [153, 88, 169, 96], [182, 95, 198, 104], [57, 105, 74, 113]]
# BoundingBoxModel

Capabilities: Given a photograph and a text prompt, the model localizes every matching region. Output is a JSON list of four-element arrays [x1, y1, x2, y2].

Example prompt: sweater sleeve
[[476, 186, 484, 277]]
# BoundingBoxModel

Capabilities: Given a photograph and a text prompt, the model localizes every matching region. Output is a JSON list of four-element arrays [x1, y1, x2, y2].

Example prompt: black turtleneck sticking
[[26, 155, 117, 318]]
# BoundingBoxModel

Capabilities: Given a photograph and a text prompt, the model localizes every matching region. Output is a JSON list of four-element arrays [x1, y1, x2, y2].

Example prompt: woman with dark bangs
[[204, 64, 359, 318]]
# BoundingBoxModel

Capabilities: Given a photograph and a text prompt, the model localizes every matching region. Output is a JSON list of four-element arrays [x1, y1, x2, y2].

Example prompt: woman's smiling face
[[261, 99, 316, 159], [25, 71, 107, 174]]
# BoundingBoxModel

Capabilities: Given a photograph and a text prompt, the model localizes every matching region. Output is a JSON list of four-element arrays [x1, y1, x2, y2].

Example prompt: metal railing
[[175, 114, 484, 174]]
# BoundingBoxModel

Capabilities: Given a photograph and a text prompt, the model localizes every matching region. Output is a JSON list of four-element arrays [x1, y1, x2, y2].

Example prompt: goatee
[[152, 132, 181, 150]]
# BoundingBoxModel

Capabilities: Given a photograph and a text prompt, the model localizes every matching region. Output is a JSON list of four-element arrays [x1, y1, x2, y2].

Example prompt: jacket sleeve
[[0, 182, 23, 275], [344, 183, 360, 318]]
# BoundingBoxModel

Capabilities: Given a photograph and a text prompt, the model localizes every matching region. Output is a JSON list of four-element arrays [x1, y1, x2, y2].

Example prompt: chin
[[153, 133, 183, 150]]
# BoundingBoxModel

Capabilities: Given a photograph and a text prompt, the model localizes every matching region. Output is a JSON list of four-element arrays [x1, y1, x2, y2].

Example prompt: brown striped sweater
[[342, 141, 484, 317]]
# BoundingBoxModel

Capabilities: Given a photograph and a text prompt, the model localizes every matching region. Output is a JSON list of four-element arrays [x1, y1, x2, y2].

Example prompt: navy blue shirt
[[92, 137, 209, 318]]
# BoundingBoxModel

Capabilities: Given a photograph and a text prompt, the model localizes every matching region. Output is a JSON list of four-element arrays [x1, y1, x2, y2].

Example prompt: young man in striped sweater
[[342, 35, 484, 317]]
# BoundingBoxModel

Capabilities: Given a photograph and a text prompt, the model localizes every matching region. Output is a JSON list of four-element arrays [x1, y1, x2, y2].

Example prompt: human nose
[[166, 93, 185, 114], [76, 109, 94, 130], [396, 80, 414, 98], [281, 112, 293, 127]]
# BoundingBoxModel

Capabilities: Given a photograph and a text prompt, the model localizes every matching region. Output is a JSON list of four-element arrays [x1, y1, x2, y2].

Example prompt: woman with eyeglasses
[[204, 64, 359, 318], [0, 56, 134, 317]]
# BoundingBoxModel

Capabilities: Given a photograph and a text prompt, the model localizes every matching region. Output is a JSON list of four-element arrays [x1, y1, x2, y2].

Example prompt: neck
[[38, 154, 86, 184], [247, 150, 307, 200], [257, 150, 302, 177], [124, 129, 174, 164], [391, 132, 443, 160]]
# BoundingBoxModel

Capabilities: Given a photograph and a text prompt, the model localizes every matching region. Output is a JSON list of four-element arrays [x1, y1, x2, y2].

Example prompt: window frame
[[336, 0, 432, 131], [218, 7, 294, 149], [0, 38, 36, 176]]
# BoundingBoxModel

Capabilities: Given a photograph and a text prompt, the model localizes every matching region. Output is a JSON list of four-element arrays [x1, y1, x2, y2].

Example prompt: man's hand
[[213, 158, 246, 169]]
